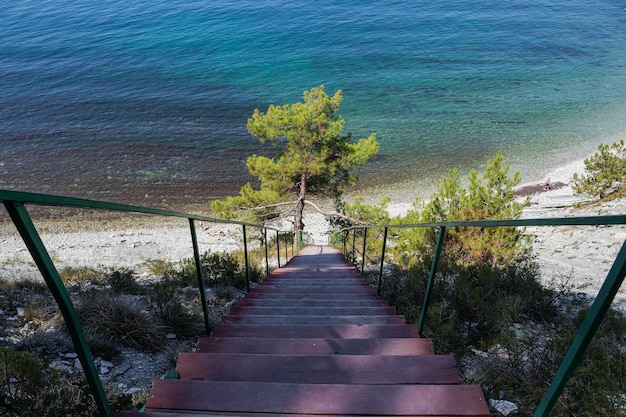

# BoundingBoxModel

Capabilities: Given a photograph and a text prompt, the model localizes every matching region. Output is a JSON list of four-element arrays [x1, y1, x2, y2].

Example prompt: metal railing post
[[377, 227, 389, 296], [189, 219, 211, 336], [418, 226, 446, 336], [284, 232, 288, 262], [351, 229, 356, 263], [361, 228, 368, 274], [242, 224, 250, 292], [3, 202, 112, 417], [264, 228, 269, 276], [534, 238, 626, 417], [276, 231, 281, 268]]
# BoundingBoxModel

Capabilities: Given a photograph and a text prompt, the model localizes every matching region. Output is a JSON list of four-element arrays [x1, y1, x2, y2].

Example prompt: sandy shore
[[1, 153, 626, 307]]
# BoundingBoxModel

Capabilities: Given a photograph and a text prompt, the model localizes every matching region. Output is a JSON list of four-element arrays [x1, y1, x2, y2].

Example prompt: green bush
[[59, 266, 105, 286], [0, 347, 95, 416], [148, 278, 206, 337], [76, 292, 166, 352], [381, 257, 556, 357], [391, 153, 530, 268], [107, 268, 142, 294], [573, 140, 626, 201]]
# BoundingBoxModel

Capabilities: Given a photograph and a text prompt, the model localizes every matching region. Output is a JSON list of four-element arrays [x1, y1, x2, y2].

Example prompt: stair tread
[[144, 380, 489, 416], [210, 324, 421, 338], [197, 337, 434, 355], [175, 352, 458, 384], [229, 306, 397, 316], [236, 298, 389, 307], [221, 314, 406, 325]]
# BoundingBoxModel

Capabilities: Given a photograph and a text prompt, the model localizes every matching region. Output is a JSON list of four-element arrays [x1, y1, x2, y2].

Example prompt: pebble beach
[[1, 153, 626, 309]]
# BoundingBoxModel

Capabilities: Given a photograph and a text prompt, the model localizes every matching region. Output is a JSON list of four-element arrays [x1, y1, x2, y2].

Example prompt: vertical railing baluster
[[377, 227, 388, 296], [351, 229, 356, 263], [189, 219, 211, 336], [242, 225, 250, 292], [276, 231, 281, 267], [361, 228, 368, 274], [534, 238, 626, 417], [264, 229, 269, 277], [418, 226, 446, 336], [4, 202, 112, 417]]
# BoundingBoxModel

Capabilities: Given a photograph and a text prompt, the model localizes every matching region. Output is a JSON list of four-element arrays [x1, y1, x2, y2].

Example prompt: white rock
[[489, 399, 518, 416], [74, 358, 83, 370], [165, 333, 177, 339], [16, 307, 24, 317], [470, 347, 489, 358], [100, 360, 114, 368], [125, 387, 142, 395], [100, 366, 109, 374], [49, 360, 67, 371], [63, 352, 78, 359]]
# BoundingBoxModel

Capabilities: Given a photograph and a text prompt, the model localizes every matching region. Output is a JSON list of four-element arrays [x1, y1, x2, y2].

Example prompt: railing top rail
[[0, 189, 286, 232], [341, 214, 626, 231]]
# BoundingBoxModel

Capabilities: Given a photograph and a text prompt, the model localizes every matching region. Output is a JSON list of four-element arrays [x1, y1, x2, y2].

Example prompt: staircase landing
[[121, 246, 489, 417]]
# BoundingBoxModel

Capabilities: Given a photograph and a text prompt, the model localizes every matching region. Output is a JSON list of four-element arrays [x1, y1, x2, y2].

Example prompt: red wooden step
[[249, 286, 376, 295], [144, 380, 489, 416], [243, 292, 382, 300], [260, 280, 370, 287], [221, 314, 406, 325], [197, 337, 434, 355], [175, 353, 458, 384], [236, 298, 389, 307], [229, 306, 397, 316], [210, 324, 420, 339]]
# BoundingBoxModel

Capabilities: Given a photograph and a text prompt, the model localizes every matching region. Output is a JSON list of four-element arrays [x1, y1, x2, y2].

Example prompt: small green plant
[[148, 278, 205, 337], [573, 140, 626, 201], [87, 339, 119, 361], [146, 259, 177, 278], [59, 266, 105, 285], [107, 268, 142, 294]]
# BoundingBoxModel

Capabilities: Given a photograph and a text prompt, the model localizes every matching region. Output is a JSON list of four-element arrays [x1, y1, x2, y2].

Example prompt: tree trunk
[[293, 175, 307, 248]]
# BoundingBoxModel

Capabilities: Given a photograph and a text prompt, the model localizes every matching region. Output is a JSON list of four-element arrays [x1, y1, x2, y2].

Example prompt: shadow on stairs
[[120, 245, 489, 417]]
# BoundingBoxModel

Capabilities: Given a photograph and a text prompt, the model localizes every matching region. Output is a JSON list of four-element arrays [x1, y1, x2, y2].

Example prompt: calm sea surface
[[2, 0, 626, 207]]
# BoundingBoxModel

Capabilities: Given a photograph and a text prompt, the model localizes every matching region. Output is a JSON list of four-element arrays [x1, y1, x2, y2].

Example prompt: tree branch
[[303, 200, 366, 224]]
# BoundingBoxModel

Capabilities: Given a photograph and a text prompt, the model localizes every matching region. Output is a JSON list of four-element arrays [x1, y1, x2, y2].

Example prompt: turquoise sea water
[[2, 0, 626, 206]]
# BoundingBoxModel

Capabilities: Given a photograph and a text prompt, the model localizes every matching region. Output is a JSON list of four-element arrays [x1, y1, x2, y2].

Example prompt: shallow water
[[1, 0, 626, 207]]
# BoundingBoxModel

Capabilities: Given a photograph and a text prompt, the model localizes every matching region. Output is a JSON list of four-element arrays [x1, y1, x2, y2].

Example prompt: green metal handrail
[[0, 189, 300, 417], [338, 214, 626, 417]]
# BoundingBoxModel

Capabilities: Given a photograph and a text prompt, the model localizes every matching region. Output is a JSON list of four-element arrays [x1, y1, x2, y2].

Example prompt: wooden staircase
[[120, 245, 489, 417]]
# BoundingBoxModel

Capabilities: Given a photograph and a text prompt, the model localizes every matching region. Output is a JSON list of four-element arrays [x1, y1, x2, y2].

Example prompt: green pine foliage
[[392, 152, 530, 268], [212, 86, 379, 234], [573, 140, 626, 201]]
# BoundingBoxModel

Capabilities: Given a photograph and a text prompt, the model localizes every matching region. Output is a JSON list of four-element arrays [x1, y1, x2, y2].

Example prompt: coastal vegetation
[[336, 154, 626, 416], [211, 86, 379, 242], [0, 250, 267, 416], [3, 149, 626, 415], [573, 139, 626, 202]]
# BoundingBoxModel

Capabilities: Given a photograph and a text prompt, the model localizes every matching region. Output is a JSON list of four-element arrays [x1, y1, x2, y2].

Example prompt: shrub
[[0, 347, 96, 416], [573, 140, 626, 201], [146, 259, 177, 278], [76, 292, 166, 352], [107, 268, 142, 294], [381, 257, 556, 357], [58, 266, 105, 286], [392, 153, 530, 268], [148, 279, 206, 337]]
